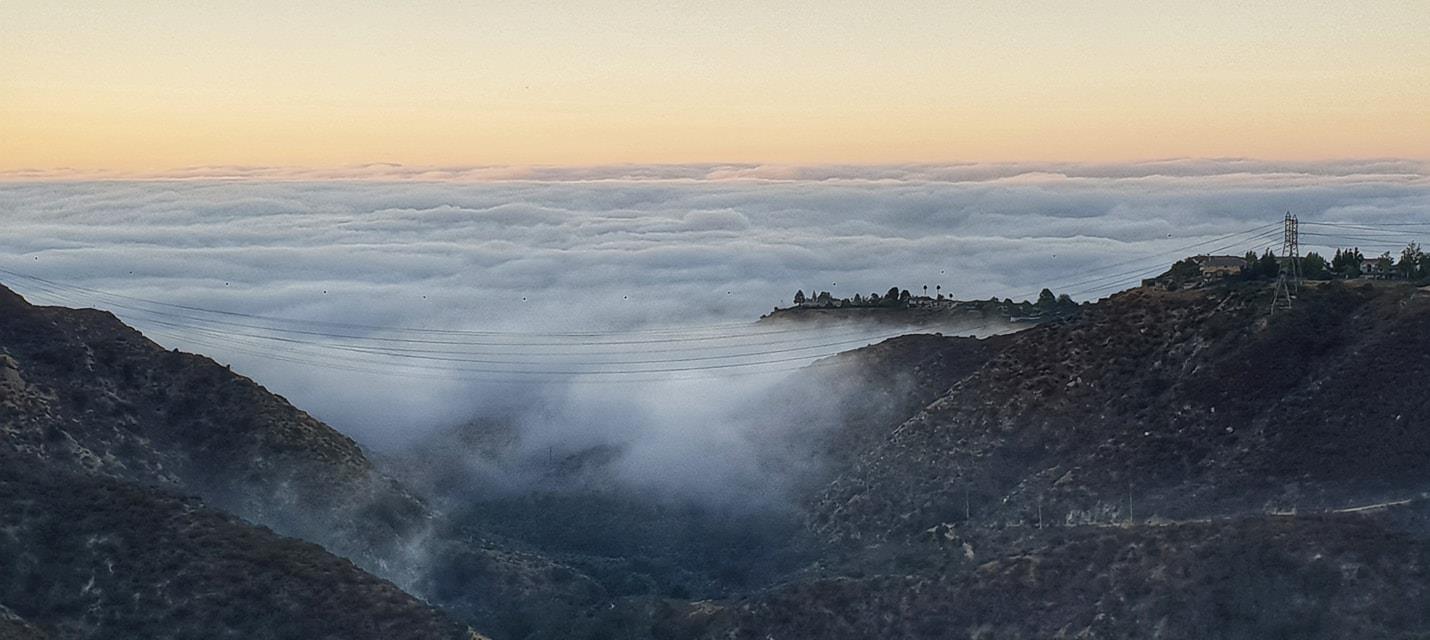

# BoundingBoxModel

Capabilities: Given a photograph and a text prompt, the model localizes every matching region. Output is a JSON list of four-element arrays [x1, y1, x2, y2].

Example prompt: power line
[[1008, 224, 1282, 301], [18, 280, 1002, 376], [0, 266, 843, 342], [2, 222, 1282, 342], [16, 277, 911, 355], [1301, 231, 1420, 245], [1303, 221, 1430, 230], [137, 326, 911, 385], [23, 286, 1004, 384], [1059, 229, 1284, 299], [0, 268, 911, 346], [0, 219, 1315, 382], [135, 314, 946, 368]]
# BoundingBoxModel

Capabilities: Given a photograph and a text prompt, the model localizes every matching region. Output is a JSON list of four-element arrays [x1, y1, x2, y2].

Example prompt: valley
[[4, 276, 1430, 639]]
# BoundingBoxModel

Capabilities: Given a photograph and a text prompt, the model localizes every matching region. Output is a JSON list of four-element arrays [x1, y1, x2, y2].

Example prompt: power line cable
[[1052, 229, 1283, 299], [1303, 221, 1430, 230], [1061, 229, 1285, 299], [0, 221, 1281, 341], [1, 269, 921, 346], [18, 281, 998, 375], [1008, 224, 1281, 301], [0, 266, 855, 341]]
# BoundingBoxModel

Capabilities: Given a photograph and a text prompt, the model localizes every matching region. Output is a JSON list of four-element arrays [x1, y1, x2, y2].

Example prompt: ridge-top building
[[1192, 255, 1249, 278]]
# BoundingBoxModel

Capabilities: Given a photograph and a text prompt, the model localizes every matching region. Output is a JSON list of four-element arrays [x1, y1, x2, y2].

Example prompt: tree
[[886, 286, 901, 301], [1165, 258, 1202, 284], [1256, 250, 1280, 279], [899, 289, 912, 303], [1400, 242, 1424, 280], [1332, 247, 1363, 277], [793, 290, 806, 305], [1302, 252, 1330, 280], [1036, 288, 1056, 308]]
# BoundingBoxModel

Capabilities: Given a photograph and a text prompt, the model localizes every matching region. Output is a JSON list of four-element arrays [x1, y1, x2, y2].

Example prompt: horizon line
[[3, 157, 1427, 184]]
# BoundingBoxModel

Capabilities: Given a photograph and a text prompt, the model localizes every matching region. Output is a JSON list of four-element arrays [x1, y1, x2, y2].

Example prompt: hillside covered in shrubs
[[6, 275, 1430, 639]]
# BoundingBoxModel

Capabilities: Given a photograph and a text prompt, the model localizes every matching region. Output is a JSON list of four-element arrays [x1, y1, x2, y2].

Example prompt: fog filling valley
[[3, 159, 1428, 511]]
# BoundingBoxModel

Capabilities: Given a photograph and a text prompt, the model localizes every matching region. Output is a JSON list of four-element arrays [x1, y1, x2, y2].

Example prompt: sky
[[2, 4, 1428, 503], [3, 1, 1429, 171]]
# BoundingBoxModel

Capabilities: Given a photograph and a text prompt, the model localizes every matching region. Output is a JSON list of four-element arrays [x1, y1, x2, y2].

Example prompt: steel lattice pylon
[[1271, 212, 1300, 314]]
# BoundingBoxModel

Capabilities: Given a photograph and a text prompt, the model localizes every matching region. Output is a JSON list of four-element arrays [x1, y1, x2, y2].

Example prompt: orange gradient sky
[[2, 1, 1428, 172]]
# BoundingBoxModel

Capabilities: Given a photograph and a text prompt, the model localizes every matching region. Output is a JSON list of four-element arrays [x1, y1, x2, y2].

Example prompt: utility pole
[[1282, 212, 1302, 288], [1271, 212, 1300, 314]]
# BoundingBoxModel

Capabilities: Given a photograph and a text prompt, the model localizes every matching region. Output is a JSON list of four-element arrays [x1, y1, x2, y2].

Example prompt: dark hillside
[[815, 281, 1430, 542], [0, 284, 427, 570], [777, 333, 1006, 478], [0, 283, 602, 639], [0, 454, 478, 640], [699, 510, 1430, 640], [9, 277, 1430, 640], [0, 604, 50, 640]]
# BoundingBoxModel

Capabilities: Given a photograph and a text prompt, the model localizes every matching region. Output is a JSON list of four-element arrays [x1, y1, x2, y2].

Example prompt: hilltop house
[[1362, 257, 1395, 279], [1193, 255, 1248, 278], [908, 296, 956, 309], [1142, 255, 1247, 290]]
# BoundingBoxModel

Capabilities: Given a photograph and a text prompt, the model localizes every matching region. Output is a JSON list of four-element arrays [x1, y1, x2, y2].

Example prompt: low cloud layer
[[5, 158, 1425, 183], [2, 160, 1427, 497]]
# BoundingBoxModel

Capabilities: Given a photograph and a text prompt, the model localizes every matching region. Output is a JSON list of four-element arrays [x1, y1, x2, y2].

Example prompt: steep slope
[[645, 278, 1430, 640], [0, 284, 428, 571], [661, 279, 1430, 638], [762, 333, 1006, 483], [0, 603, 50, 640], [12, 276, 1430, 639], [0, 453, 478, 640], [815, 280, 1430, 541], [0, 284, 602, 639], [698, 509, 1430, 640]]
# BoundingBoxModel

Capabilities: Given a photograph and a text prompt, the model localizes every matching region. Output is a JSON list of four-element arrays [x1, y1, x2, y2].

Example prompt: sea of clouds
[[1, 159, 1427, 493]]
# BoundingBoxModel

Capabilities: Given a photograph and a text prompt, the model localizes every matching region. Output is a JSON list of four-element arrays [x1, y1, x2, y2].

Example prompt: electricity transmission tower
[[1270, 212, 1300, 314]]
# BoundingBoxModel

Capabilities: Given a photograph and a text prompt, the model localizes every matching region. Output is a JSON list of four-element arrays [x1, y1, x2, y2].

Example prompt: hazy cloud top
[[4, 158, 1425, 183], [1, 160, 1426, 448]]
